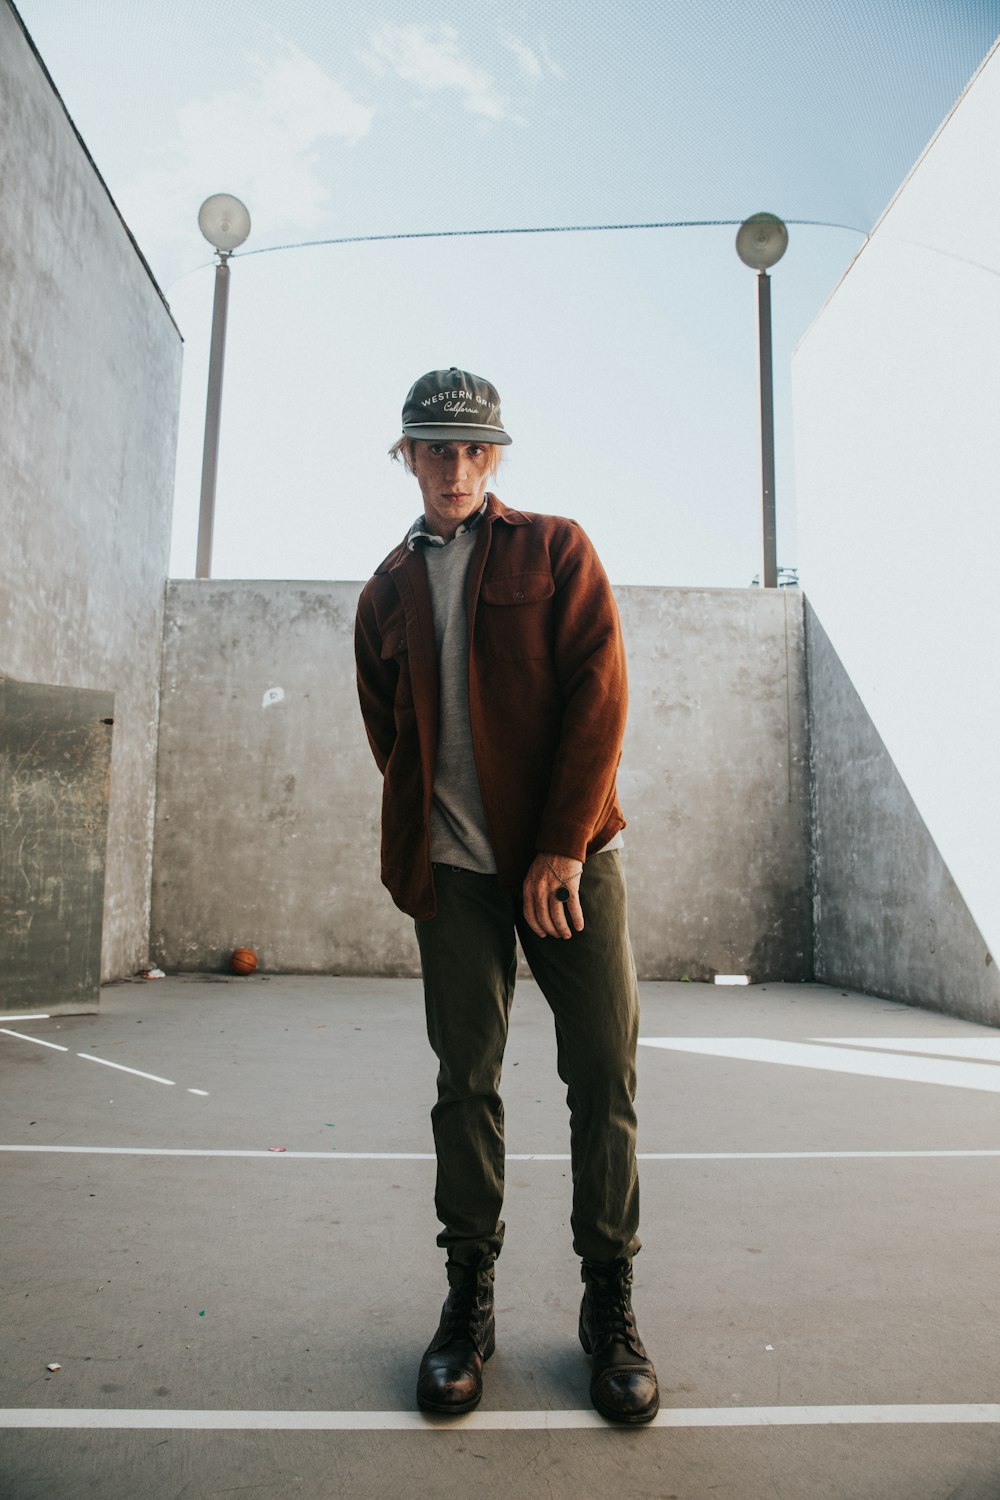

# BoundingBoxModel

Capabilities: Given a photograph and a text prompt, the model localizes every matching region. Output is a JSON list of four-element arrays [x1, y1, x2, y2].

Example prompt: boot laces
[[588, 1265, 634, 1344], [443, 1264, 493, 1339]]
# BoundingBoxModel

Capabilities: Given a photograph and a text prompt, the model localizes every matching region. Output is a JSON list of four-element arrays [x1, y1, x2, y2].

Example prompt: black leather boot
[[416, 1254, 496, 1414], [579, 1257, 659, 1424]]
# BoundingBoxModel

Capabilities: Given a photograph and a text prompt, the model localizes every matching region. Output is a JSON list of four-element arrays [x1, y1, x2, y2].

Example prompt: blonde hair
[[389, 435, 504, 479]]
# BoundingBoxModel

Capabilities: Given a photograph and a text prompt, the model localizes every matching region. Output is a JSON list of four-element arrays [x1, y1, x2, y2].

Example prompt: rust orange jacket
[[354, 493, 628, 919]]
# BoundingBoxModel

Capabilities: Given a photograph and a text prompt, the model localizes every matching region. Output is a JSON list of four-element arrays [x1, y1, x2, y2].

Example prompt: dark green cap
[[401, 367, 512, 445]]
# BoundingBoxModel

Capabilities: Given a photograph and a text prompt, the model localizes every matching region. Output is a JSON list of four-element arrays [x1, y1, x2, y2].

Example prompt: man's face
[[410, 440, 494, 540]]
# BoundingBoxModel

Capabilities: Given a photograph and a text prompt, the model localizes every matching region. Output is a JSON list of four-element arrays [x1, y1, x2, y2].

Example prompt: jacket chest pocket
[[479, 571, 555, 661]]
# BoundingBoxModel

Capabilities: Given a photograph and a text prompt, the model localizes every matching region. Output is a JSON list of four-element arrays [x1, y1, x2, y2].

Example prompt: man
[[354, 367, 658, 1424]]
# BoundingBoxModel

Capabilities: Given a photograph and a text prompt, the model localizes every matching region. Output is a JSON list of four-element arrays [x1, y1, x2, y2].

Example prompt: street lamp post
[[195, 194, 251, 579], [736, 213, 788, 590]]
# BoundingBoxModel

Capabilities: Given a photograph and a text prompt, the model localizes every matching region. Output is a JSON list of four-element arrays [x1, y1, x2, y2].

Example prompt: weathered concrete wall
[[151, 583, 387, 976], [793, 38, 1000, 972], [618, 587, 810, 980], [151, 581, 811, 981], [807, 604, 999, 1026], [0, 2, 183, 980]]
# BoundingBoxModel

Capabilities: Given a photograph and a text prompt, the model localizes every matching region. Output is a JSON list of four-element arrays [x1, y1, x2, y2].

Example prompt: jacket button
[[515, 590, 524, 600]]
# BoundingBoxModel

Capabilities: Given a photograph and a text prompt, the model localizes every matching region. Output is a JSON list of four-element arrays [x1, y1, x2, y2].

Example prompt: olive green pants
[[414, 851, 641, 1267]]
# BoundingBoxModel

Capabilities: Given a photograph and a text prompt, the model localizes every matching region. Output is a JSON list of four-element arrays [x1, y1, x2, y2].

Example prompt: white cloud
[[362, 24, 510, 122], [498, 27, 564, 80], [120, 41, 374, 288], [498, 29, 544, 80]]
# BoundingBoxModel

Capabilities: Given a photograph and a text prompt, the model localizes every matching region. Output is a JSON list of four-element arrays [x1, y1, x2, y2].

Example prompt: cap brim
[[402, 423, 512, 445]]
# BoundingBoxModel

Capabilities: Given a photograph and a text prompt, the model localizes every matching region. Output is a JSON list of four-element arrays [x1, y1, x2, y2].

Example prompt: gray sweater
[[412, 515, 497, 873]]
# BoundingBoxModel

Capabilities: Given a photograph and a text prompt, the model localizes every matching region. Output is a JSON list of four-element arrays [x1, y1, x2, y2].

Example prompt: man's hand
[[522, 853, 585, 939]]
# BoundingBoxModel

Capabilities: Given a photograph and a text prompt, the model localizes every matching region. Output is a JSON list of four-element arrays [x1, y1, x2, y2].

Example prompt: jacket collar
[[375, 492, 531, 577]]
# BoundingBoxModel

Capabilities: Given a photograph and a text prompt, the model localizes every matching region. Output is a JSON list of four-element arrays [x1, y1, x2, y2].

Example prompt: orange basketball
[[231, 947, 258, 975]]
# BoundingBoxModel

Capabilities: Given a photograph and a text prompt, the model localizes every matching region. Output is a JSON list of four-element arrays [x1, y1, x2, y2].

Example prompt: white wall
[[793, 38, 1000, 964], [0, 2, 183, 978]]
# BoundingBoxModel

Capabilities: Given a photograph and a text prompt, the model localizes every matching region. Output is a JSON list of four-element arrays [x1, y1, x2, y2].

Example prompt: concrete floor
[[2, 975, 999, 1500]]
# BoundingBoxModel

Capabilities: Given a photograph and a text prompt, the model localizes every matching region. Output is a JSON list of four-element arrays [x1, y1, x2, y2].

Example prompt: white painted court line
[[0, 1145, 438, 1159], [1, 1026, 208, 1095], [2, 1145, 1000, 1162], [635, 1149, 1000, 1160], [639, 1038, 1000, 1093], [77, 1054, 176, 1085], [815, 1038, 1000, 1062], [0, 1029, 68, 1052], [0, 1014, 51, 1022], [1, 1404, 998, 1431]]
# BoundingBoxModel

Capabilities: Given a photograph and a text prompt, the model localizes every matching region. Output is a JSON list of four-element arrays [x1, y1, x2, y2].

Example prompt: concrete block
[[0, 677, 114, 1014]]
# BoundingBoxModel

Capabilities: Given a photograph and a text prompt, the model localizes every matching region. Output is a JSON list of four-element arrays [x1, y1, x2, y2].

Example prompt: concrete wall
[[150, 581, 810, 982], [792, 39, 1000, 986], [151, 583, 384, 976], [0, 1, 183, 979], [807, 605, 999, 1026], [617, 586, 810, 981]]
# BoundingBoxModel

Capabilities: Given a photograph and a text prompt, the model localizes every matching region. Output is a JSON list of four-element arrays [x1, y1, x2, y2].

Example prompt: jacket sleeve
[[354, 583, 397, 775], [534, 523, 628, 861]]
